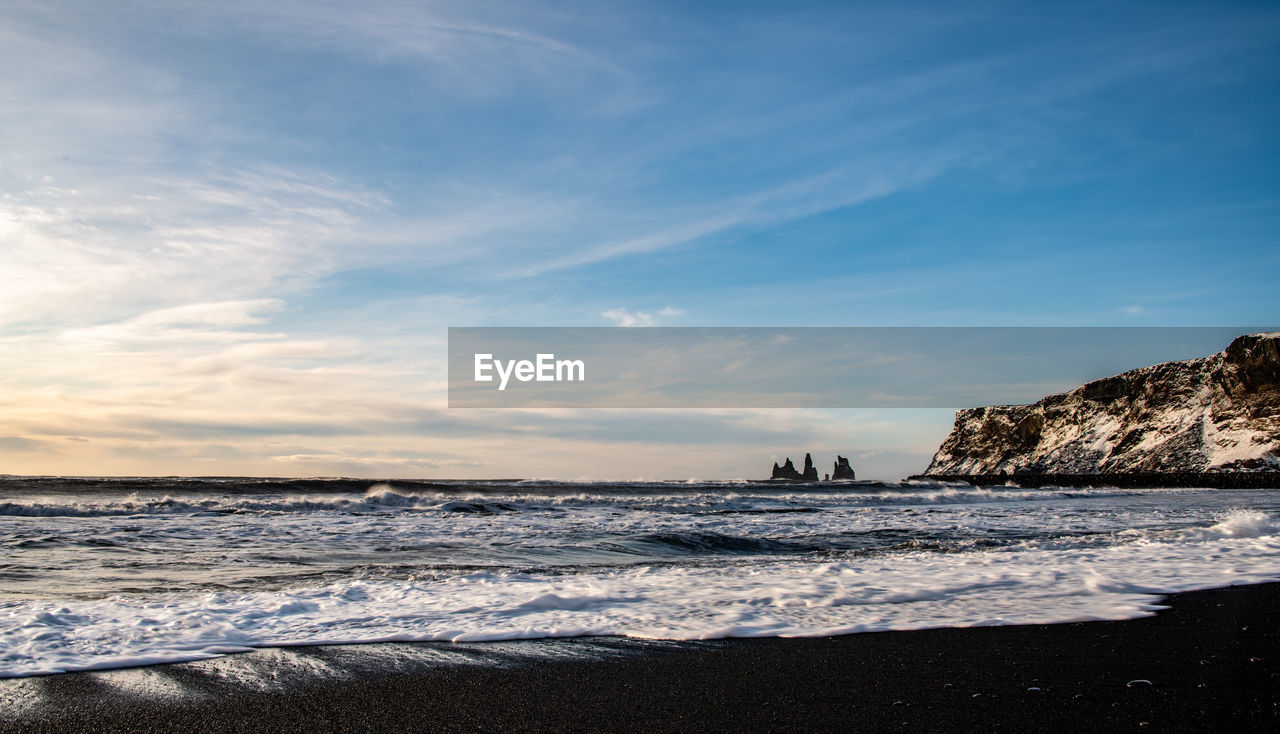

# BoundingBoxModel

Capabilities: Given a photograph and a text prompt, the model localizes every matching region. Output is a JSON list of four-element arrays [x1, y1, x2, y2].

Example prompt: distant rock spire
[[771, 457, 803, 480], [833, 456, 855, 480], [802, 453, 819, 481], [771, 453, 835, 481]]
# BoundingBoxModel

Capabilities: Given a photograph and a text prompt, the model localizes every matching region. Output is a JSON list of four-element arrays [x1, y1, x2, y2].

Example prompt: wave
[[2, 514, 1277, 678], [605, 531, 811, 555], [1207, 509, 1280, 538], [0, 482, 1169, 519], [0, 487, 517, 518]]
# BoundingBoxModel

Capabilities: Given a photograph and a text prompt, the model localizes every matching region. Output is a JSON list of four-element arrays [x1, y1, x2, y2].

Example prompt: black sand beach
[[5, 582, 1278, 733]]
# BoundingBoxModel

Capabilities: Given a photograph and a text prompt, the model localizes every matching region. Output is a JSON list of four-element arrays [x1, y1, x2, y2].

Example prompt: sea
[[2, 476, 1279, 679]]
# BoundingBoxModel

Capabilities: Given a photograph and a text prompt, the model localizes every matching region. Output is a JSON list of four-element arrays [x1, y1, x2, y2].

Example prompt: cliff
[[923, 332, 1280, 477]]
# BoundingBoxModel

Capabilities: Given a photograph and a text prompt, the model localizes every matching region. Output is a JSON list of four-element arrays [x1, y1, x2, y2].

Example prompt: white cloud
[[601, 308, 650, 327], [0, 164, 385, 329], [0, 0, 964, 309], [601, 307, 684, 327], [60, 300, 285, 345], [515, 163, 945, 278], [233, 0, 626, 83], [272, 453, 484, 470]]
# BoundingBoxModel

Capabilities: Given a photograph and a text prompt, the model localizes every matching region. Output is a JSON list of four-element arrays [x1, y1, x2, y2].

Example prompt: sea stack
[[772, 453, 852, 480], [833, 456, 856, 480], [802, 453, 819, 481], [771, 458, 804, 480]]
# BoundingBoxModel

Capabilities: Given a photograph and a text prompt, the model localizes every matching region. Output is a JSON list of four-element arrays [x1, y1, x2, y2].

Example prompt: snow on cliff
[[925, 332, 1280, 475]]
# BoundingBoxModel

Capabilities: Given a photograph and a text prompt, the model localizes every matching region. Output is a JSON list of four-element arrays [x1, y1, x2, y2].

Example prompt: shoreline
[[912, 472, 1280, 489], [5, 582, 1278, 733]]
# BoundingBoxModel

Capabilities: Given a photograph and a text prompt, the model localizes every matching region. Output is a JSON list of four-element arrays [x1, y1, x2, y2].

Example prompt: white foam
[[1, 513, 1277, 678], [0, 484, 1156, 518], [1206, 509, 1280, 538]]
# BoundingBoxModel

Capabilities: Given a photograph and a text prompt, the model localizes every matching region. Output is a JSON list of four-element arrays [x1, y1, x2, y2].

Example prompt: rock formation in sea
[[833, 456, 856, 480], [772, 453, 851, 480], [771, 458, 803, 480], [801, 453, 819, 481], [771, 454, 821, 480], [923, 332, 1280, 478]]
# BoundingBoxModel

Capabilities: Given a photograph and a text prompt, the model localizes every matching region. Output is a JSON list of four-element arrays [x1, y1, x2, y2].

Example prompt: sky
[[1, 0, 1278, 480]]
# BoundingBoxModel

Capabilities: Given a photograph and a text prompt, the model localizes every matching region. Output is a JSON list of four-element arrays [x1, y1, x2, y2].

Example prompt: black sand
[[6, 582, 1279, 733]]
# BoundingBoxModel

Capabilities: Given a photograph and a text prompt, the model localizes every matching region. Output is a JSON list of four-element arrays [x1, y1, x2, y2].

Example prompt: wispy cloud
[[61, 300, 285, 345], [0, 165, 383, 328], [271, 453, 485, 471], [602, 306, 685, 327], [231, 0, 629, 84]]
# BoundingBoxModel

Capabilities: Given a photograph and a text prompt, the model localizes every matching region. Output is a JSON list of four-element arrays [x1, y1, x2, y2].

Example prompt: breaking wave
[[3, 476, 1278, 679], [3, 516, 1278, 678], [0, 482, 1159, 518]]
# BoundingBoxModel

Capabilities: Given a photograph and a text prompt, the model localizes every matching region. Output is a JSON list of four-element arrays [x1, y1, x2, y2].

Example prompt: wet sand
[[5, 582, 1278, 733]]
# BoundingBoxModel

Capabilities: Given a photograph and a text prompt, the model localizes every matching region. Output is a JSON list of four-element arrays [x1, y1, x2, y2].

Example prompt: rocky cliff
[[924, 332, 1280, 477]]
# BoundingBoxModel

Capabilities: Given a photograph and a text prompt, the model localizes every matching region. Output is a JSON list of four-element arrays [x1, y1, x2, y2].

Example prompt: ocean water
[[1, 476, 1279, 678]]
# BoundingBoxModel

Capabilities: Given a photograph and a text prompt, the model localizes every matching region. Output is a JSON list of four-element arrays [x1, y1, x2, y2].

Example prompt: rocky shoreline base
[[911, 472, 1280, 489]]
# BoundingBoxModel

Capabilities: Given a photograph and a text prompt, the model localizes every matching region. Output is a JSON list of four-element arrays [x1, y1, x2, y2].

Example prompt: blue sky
[[1, 1, 1277, 479]]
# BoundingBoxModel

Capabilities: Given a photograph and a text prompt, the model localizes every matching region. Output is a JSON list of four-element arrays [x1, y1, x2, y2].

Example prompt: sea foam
[[1207, 509, 1279, 538], [1, 514, 1277, 678], [4, 480, 1278, 679]]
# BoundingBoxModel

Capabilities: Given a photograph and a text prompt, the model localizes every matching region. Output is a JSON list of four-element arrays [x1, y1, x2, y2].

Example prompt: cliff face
[[925, 333, 1280, 476]]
